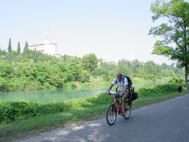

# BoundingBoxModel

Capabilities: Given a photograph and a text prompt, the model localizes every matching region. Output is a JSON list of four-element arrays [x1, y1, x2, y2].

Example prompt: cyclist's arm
[[107, 78, 117, 95], [107, 84, 114, 94], [108, 84, 114, 91]]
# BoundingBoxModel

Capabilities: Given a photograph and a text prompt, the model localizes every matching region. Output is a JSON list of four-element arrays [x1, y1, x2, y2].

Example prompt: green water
[[0, 80, 168, 104]]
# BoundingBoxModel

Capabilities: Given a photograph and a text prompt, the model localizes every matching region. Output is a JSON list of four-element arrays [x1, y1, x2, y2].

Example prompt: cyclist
[[106, 72, 132, 116]]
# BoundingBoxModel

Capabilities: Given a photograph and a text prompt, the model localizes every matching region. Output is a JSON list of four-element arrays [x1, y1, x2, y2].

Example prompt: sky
[[0, 0, 177, 65]]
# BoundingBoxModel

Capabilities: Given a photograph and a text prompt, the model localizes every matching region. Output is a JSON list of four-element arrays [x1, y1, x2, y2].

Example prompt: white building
[[28, 30, 61, 57]]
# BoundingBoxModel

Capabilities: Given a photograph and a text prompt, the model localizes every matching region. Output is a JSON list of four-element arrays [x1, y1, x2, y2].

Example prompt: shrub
[[65, 82, 77, 88], [80, 70, 90, 83], [168, 77, 184, 84], [135, 83, 179, 97], [0, 83, 181, 124]]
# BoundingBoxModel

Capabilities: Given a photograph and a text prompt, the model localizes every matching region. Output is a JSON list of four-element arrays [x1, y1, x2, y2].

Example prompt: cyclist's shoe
[[121, 112, 125, 116]]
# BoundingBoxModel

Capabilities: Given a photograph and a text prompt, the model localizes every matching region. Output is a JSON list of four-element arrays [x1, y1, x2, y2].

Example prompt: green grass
[[0, 84, 189, 142], [0, 105, 109, 142]]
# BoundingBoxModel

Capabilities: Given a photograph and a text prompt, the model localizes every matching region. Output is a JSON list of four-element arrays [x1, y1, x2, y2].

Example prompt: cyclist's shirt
[[112, 77, 128, 92]]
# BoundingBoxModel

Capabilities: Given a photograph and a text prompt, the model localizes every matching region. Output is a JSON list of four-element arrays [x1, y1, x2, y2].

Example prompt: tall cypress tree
[[17, 42, 21, 54], [64, 54, 66, 62], [23, 41, 30, 58], [0, 47, 1, 56], [8, 38, 12, 52], [24, 41, 28, 51]]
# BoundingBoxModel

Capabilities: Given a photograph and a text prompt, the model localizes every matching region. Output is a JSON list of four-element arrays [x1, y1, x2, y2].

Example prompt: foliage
[[149, 0, 189, 89], [0, 101, 70, 124], [20, 58, 32, 63], [168, 77, 185, 84], [0, 50, 6, 56], [80, 70, 91, 83], [117, 59, 133, 80], [0, 83, 182, 124], [92, 68, 108, 78], [81, 53, 98, 74], [17, 42, 21, 54], [0, 93, 112, 124], [61, 54, 73, 63], [102, 74, 110, 81], [135, 83, 180, 97], [0, 40, 185, 92], [0, 56, 93, 91], [8, 38, 12, 53], [70, 56, 81, 64], [12, 51, 19, 57], [24, 41, 28, 51], [100, 59, 184, 82]]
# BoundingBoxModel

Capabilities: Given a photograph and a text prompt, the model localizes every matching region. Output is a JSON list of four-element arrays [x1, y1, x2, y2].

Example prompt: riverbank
[[0, 77, 169, 93], [0, 83, 188, 142]]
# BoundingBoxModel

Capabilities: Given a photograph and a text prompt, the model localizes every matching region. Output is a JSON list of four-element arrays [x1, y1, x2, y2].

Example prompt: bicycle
[[106, 92, 132, 125]]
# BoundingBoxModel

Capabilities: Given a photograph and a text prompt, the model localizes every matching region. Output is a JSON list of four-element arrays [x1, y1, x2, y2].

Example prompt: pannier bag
[[132, 92, 138, 101]]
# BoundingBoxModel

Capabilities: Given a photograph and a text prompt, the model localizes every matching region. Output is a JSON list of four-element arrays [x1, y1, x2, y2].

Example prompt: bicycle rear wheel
[[106, 104, 117, 125], [123, 102, 132, 119]]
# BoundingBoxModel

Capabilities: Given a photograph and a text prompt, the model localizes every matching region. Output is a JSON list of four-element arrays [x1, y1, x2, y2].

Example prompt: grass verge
[[1, 88, 189, 142]]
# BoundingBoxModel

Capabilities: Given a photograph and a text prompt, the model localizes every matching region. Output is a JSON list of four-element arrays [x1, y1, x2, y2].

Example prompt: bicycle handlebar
[[106, 91, 115, 95]]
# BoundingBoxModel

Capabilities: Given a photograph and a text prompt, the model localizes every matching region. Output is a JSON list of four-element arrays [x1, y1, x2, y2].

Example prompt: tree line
[[93, 59, 184, 82], [0, 38, 184, 83]]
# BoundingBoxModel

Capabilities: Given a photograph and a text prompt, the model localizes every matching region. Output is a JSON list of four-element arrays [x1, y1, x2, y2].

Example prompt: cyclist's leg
[[122, 91, 130, 114], [114, 91, 121, 107]]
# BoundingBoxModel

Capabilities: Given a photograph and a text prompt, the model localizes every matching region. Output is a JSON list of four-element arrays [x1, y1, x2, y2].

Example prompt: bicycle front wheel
[[123, 103, 132, 119], [106, 104, 117, 125]]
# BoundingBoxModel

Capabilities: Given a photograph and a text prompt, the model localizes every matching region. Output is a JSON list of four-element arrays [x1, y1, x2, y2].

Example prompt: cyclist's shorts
[[115, 90, 129, 99]]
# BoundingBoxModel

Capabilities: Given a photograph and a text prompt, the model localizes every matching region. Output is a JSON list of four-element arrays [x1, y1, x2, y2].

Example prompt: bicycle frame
[[110, 97, 130, 115]]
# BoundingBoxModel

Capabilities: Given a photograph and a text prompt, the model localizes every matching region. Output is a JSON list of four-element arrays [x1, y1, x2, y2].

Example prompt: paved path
[[18, 94, 189, 142]]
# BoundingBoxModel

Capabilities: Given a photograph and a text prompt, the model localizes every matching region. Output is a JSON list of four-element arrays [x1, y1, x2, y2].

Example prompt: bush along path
[[0, 83, 183, 124]]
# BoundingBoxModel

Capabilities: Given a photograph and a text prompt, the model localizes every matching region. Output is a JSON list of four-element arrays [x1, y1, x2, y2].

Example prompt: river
[[0, 80, 168, 104]]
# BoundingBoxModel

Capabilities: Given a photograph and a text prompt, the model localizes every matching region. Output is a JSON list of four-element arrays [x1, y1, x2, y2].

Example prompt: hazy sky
[[0, 0, 176, 65]]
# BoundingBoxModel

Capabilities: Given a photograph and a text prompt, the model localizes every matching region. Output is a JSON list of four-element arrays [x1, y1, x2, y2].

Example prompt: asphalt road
[[18, 94, 189, 142]]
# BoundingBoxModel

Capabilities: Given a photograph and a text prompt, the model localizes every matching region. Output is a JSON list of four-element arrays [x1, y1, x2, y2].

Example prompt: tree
[[63, 54, 66, 62], [117, 60, 133, 79], [131, 59, 142, 77], [50, 59, 58, 65], [149, 0, 189, 90], [81, 53, 98, 74], [22, 41, 30, 58], [80, 70, 91, 83], [70, 56, 80, 64], [17, 42, 21, 54], [12, 51, 19, 56], [24, 41, 28, 51], [117, 65, 133, 80], [33, 57, 38, 63], [20, 58, 32, 63], [8, 38, 12, 52], [1, 50, 6, 56]]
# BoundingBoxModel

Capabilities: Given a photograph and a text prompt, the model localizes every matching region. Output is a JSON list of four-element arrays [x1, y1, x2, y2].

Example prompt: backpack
[[132, 92, 138, 101]]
